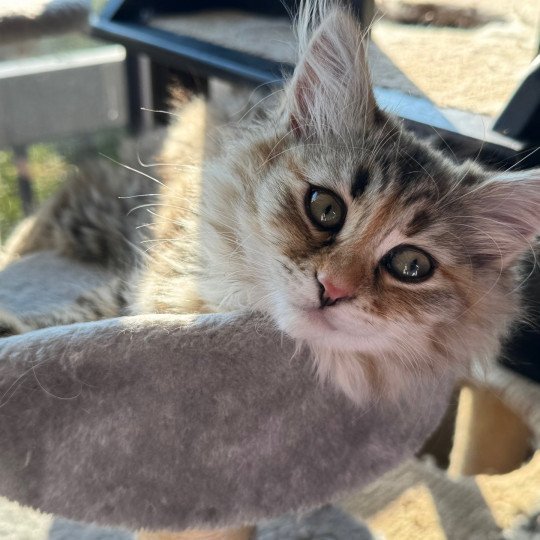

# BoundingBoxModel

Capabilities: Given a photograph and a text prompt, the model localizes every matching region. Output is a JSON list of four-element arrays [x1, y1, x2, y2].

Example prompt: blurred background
[[0, 0, 121, 243], [0, 0, 538, 240]]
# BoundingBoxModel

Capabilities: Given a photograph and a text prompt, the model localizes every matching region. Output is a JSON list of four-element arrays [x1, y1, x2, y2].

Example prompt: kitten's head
[[203, 1, 540, 402]]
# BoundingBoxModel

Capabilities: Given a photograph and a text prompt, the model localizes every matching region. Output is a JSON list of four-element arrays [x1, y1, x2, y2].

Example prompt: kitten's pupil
[[306, 188, 346, 232], [383, 245, 434, 283], [321, 202, 336, 223]]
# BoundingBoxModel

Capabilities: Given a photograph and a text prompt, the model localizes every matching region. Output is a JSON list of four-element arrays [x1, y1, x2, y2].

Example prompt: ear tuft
[[287, 2, 376, 139], [469, 169, 540, 265]]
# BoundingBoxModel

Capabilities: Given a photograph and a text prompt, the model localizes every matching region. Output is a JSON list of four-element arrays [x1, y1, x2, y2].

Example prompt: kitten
[[4, 1, 540, 408], [135, 0, 540, 405]]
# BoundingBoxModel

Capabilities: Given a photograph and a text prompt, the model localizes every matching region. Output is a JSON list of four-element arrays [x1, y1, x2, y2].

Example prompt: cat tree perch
[[0, 251, 455, 531]]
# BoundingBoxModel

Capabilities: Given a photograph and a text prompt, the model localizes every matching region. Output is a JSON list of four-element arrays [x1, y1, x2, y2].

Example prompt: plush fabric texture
[[2, 363, 538, 539], [0, 251, 454, 532], [0, 0, 89, 45], [0, 251, 112, 320], [0, 250, 118, 335], [338, 364, 540, 539], [1, 499, 376, 539], [340, 451, 540, 539], [0, 312, 454, 531]]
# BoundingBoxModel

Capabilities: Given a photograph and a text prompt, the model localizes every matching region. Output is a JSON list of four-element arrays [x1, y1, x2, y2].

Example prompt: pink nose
[[317, 274, 354, 306]]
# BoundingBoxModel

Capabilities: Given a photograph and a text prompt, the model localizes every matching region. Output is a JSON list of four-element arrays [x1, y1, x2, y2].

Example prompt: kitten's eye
[[305, 187, 346, 232], [382, 245, 435, 283]]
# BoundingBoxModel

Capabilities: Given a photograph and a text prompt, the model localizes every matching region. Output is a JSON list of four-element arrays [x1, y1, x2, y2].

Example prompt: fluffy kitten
[[5, 1, 540, 406], [135, 1, 539, 404]]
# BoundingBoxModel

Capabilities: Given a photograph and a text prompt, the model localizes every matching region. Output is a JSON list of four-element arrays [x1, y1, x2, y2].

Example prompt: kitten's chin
[[273, 302, 438, 406], [274, 305, 372, 352]]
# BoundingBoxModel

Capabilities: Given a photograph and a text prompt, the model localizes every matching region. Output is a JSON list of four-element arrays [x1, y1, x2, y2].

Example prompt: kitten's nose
[[317, 273, 353, 307]]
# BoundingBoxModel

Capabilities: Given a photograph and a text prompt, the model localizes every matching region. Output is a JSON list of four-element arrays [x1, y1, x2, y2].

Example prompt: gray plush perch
[[0, 252, 454, 531]]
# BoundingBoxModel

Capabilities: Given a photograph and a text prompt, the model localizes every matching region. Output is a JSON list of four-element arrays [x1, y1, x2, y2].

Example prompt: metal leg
[[350, 0, 376, 30], [493, 55, 540, 144], [125, 51, 209, 131], [125, 51, 160, 133], [14, 146, 34, 216], [149, 61, 208, 126]]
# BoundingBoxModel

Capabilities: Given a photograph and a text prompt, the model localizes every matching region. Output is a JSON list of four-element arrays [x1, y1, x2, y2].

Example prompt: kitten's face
[[251, 127, 493, 356], [257, 134, 457, 349], [228, 118, 538, 403], [200, 3, 540, 402]]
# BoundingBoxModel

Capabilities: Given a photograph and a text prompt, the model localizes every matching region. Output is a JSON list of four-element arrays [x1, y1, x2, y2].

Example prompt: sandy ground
[[373, 0, 539, 115], [152, 0, 538, 117]]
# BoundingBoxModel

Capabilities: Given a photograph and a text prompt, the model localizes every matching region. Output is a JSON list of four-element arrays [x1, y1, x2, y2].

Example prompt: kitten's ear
[[469, 169, 540, 265], [287, 5, 377, 138]]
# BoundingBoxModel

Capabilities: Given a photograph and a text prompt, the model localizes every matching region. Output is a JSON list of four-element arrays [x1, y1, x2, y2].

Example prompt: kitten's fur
[[3, 1, 540, 405]]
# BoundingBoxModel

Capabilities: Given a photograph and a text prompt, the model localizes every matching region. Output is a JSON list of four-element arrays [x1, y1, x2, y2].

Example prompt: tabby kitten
[[136, 0, 540, 404], [5, 1, 540, 408]]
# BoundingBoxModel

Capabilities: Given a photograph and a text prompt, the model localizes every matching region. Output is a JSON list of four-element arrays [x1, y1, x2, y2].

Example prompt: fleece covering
[[0, 252, 455, 531]]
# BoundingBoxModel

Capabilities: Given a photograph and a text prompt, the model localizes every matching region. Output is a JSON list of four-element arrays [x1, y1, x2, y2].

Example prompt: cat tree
[[0, 250, 454, 532]]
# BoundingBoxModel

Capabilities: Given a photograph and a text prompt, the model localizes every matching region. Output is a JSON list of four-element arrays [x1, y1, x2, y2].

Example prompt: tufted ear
[[468, 169, 540, 266], [287, 4, 377, 139]]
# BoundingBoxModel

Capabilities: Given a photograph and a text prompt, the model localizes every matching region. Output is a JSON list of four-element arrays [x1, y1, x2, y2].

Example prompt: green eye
[[382, 245, 435, 283], [305, 187, 346, 232]]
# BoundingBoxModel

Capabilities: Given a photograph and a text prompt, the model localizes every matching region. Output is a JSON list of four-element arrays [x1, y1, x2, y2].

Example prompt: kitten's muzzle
[[317, 273, 354, 308]]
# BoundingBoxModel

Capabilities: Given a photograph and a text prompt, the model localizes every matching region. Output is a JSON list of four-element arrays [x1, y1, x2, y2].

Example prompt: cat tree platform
[[91, 0, 540, 168]]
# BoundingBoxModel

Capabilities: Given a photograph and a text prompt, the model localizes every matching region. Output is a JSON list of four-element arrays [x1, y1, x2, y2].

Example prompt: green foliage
[[0, 145, 67, 244], [92, 0, 109, 13], [0, 130, 124, 245], [28, 144, 70, 203], [0, 151, 23, 244]]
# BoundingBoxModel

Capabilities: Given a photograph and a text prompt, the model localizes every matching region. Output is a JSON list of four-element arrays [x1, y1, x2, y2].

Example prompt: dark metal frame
[[493, 55, 540, 144], [91, 1, 539, 168]]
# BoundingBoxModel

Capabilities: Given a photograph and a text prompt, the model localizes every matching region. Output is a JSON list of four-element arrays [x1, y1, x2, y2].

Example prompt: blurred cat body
[[4, 1, 540, 406]]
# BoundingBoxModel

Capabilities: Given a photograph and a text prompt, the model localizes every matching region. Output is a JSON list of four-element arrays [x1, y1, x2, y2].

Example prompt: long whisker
[[99, 153, 166, 188]]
